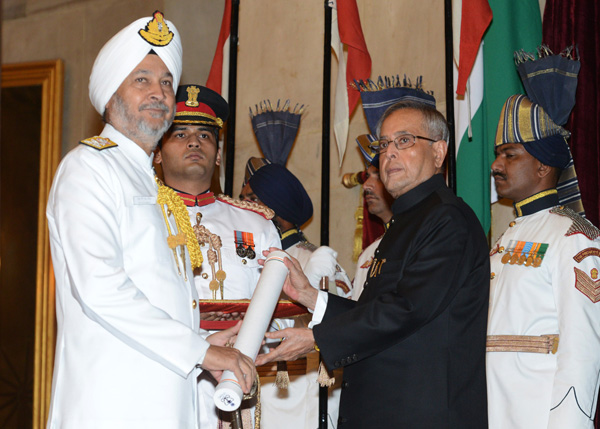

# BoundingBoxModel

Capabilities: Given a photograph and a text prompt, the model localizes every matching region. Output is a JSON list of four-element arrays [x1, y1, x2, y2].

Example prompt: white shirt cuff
[[308, 290, 328, 328]]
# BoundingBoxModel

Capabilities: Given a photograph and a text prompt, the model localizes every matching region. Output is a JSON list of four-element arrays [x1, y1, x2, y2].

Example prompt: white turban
[[89, 11, 182, 115]]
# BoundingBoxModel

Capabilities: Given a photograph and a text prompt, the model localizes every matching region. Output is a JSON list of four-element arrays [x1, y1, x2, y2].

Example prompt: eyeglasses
[[370, 133, 437, 154]]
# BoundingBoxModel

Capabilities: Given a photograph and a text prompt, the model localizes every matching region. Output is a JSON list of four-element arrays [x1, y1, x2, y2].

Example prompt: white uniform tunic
[[184, 197, 282, 428], [351, 237, 382, 301], [487, 197, 600, 429], [260, 233, 351, 429], [46, 124, 208, 429]]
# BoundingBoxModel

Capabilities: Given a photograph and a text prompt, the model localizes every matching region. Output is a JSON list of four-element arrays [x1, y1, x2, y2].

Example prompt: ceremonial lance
[[213, 250, 290, 411]]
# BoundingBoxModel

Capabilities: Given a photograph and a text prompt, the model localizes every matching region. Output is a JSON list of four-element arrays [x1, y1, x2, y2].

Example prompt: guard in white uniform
[[488, 192, 600, 428], [46, 13, 255, 429], [155, 84, 286, 428], [487, 52, 600, 428]]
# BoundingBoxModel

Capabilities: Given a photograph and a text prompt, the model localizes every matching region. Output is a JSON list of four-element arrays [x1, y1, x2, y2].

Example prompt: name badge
[[133, 196, 157, 205]]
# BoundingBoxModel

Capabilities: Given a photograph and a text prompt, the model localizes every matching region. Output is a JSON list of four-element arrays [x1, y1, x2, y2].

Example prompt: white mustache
[[140, 102, 169, 113]]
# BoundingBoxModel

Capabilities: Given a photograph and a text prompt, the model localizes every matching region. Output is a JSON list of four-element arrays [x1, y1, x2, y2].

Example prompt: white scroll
[[213, 250, 290, 411]]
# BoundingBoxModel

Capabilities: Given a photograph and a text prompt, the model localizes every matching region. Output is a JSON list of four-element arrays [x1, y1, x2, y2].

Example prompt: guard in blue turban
[[247, 162, 313, 228], [487, 45, 600, 429], [241, 99, 352, 429]]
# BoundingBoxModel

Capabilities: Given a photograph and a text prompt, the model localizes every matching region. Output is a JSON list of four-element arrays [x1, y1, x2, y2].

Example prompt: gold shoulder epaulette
[[217, 194, 274, 220], [80, 136, 118, 150], [550, 206, 600, 241]]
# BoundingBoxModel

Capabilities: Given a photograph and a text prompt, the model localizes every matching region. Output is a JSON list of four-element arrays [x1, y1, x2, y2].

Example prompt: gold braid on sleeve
[[155, 178, 204, 269]]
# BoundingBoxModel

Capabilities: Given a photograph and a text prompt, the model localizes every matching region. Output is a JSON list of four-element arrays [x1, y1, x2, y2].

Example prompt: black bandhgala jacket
[[314, 174, 489, 428]]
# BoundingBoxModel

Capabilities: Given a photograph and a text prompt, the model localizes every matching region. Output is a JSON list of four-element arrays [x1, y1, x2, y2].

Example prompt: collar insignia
[[175, 190, 215, 207], [185, 86, 200, 107], [139, 11, 174, 47], [80, 136, 118, 150]]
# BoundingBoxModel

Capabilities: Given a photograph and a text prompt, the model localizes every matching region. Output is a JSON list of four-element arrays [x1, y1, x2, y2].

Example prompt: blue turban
[[495, 45, 583, 216], [248, 163, 313, 226]]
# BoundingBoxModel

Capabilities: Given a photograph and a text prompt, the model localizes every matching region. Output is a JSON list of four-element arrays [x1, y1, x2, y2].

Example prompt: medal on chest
[[500, 240, 548, 268], [234, 230, 256, 260]]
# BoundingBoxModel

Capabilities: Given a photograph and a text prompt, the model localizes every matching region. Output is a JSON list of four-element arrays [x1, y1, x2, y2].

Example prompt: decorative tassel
[[249, 99, 305, 118], [275, 360, 290, 389], [252, 375, 261, 429], [317, 361, 335, 387], [350, 75, 434, 97]]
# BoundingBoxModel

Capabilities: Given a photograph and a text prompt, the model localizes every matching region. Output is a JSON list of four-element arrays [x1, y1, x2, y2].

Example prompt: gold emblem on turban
[[139, 10, 174, 47]]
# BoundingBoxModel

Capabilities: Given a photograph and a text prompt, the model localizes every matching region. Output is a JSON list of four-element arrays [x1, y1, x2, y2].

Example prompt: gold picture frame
[[1, 59, 63, 428]]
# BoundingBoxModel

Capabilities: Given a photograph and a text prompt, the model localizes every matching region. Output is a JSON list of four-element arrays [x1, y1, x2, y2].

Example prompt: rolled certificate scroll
[[213, 250, 290, 411]]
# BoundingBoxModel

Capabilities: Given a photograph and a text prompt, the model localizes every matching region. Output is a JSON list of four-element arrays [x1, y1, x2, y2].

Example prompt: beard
[[109, 93, 174, 149]]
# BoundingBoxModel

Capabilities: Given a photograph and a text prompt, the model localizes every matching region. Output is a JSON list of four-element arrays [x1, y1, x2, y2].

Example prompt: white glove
[[303, 246, 338, 289]]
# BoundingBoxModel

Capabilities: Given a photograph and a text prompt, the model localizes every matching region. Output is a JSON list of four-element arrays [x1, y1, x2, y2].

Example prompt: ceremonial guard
[[487, 47, 600, 428], [239, 101, 351, 428], [240, 101, 351, 296], [350, 146, 391, 300], [155, 85, 287, 428]]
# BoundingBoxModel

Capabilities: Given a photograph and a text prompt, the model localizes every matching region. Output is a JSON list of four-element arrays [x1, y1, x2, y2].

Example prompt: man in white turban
[[46, 11, 256, 429]]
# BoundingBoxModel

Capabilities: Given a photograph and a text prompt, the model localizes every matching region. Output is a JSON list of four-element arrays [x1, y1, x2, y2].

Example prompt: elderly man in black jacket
[[257, 100, 489, 428]]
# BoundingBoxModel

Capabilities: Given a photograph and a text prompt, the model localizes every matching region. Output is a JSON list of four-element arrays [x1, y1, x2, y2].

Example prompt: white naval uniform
[[260, 235, 351, 429], [487, 202, 600, 429], [185, 197, 283, 428], [46, 124, 208, 429], [351, 237, 382, 301]]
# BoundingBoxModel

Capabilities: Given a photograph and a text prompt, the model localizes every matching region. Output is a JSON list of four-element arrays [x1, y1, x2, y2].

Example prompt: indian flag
[[453, 0, 542, 233]]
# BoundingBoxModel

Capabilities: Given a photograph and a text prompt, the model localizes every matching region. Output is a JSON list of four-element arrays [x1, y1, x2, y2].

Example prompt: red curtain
[[544, 4, 600, 425], [543, 0, 600, 228]]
